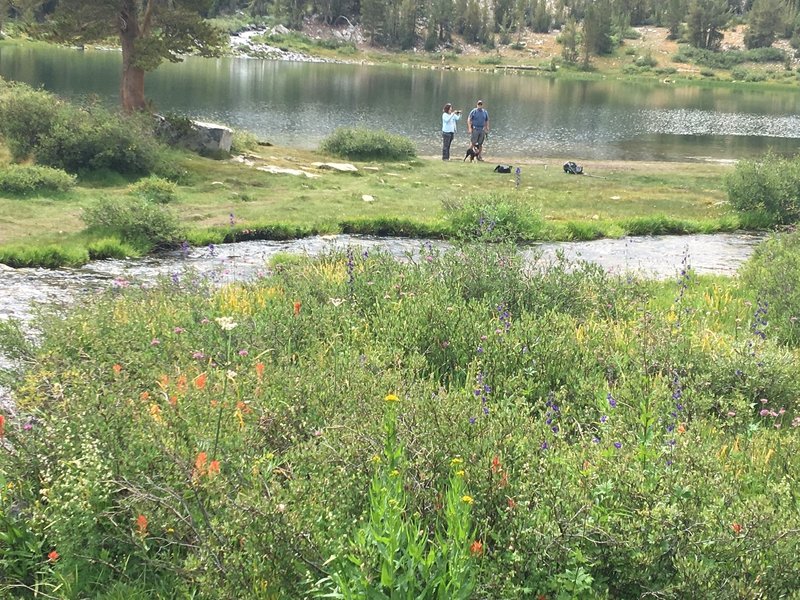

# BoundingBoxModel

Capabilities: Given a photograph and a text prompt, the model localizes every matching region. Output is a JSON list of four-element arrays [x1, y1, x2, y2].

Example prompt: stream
[[0, 232, 765, 325]]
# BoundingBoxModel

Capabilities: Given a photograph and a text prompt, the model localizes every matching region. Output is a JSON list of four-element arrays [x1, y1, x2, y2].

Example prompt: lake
[[1, 42, 800, 161]]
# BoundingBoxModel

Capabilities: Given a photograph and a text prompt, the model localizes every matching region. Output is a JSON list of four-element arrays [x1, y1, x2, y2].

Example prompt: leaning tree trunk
[[119, 2, 146, 112]]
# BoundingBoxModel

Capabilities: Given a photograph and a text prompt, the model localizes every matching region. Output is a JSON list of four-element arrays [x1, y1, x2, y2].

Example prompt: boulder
[[155, 115, 233, 154]]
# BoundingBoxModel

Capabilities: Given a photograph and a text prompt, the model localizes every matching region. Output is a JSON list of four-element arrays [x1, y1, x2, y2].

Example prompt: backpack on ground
[[563, 161, 583, 175], [494, 164, 512, 173]]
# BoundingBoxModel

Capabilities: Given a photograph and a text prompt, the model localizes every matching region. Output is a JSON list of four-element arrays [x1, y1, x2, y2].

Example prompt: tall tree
[[744, 0, 782, 47], [43, 0, 225, 112], [583, 0, 613, 57], [686, 0, 729, 48]]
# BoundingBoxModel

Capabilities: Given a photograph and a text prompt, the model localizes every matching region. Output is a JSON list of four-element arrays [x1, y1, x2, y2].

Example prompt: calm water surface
[[2, 43, 800, 161]]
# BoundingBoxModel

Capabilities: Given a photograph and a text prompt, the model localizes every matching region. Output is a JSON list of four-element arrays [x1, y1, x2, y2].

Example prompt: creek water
[[1, 43, 800, 161], [0, 233, 764, 326]]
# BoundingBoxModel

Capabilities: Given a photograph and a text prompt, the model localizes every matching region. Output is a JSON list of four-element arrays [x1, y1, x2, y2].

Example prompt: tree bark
[[119, 1, 146, 112]]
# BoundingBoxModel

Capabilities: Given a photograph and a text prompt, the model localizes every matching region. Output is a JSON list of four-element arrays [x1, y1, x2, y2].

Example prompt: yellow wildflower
[[384, 394, 400, 403], [461, 495, 474, 505]]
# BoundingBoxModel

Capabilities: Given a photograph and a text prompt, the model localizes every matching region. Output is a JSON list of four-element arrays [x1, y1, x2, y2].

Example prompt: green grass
[[0, 141, 743, 267]]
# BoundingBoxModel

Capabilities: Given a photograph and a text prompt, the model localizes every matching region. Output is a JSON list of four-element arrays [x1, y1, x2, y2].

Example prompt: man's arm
[[485, 113, 490, 133]]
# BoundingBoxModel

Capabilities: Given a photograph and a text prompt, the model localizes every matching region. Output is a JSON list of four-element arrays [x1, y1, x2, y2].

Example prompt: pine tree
[[560, 15, 579, 62], [744, 0, 782, 47], [361, 0, 385, 44], [686, 0, 729, 49]]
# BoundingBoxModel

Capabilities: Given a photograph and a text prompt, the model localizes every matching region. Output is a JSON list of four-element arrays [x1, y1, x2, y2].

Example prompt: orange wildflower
[[469, 540, 484, 556], [293, 301, 302, 316], [112, 363, 122, 375], [139, 391, 150, 402], [732, 523, 743, 535], [47, 550, 59, 562], [136, 514, 148, 536], [498, 471, 509, 488], [677, 422, 687, 434], [168, 395, 178, 407], [194, 372, 207, 390], [158, 374, 169, 390], [255, 362, 265, 381], [195, 452, 208, 474], [177, 374, 188, 394], [491, 455, 501, 474], [208, 460, 221, 477], [236, 401, 252, 414]]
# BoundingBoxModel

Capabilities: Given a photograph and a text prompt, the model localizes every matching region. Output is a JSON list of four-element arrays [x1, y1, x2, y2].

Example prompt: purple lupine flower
[[607, 393, 617, 409]]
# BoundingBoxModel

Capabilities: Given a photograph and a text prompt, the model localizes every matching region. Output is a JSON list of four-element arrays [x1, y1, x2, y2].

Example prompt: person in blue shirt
[[467, 100, 490, 162], [441, 103, 461, 160]]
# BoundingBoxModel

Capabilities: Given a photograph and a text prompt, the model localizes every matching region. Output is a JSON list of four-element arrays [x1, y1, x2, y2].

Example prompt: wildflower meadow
[[1, 234, 800, 599]]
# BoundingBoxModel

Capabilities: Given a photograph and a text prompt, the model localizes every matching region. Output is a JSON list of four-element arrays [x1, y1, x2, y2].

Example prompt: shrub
[[82, 197, 184, 250], [129, 176, 179, 204], [0, 81, 163, 175], [36, 107, 162, 175], [739, 232, 800, 346], [0, 164, 76, 194], [635, 52, 658, 67], [443, 192, 544, 242], [320, 128, 417, 161], [229, 129, 261, 155], [726, 152, 800, 225], [0, 82, 62, 160]]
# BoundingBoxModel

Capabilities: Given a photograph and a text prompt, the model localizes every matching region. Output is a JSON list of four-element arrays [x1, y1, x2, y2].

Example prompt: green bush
[[129, 176, 179, 204], [0, 81, 164, 175], [635, 52, 658, 67], [0, 164, 76, 194], [36, 107, 162, 175], [739, 231, 800, 346], [320, 127, 417, 161], [229, 128, 261, 155], [444, 192, 544, 242], [726, 152, 800, 225], [82, 197, 184, 250], [0, 82, 62, 160]]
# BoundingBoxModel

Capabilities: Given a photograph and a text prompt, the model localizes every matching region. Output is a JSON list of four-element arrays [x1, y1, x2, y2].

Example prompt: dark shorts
[[471, 130, 486, 146]]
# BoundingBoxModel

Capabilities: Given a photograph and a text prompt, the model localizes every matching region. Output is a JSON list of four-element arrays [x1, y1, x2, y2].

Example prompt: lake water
[[1, 43, 800, 161]]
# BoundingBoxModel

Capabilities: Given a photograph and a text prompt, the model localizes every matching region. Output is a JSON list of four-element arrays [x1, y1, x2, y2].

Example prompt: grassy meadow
[[0, 141, 741, 268], [1, 235, 800, 598]]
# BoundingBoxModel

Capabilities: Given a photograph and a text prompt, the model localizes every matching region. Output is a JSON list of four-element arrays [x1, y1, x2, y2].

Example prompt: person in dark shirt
[[467, 100, 490, 162]]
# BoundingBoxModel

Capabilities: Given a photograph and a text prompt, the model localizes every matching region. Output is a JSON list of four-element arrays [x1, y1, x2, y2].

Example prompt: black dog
[[464, 145, 479, 162]]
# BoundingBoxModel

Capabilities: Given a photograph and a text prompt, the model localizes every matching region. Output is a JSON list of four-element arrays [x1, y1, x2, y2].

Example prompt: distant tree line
[[1, 0, 799, 60]]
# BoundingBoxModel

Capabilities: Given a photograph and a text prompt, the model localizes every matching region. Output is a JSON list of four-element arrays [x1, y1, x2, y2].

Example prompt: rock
[[256, 165, 320, 178], [155, 115, 233, 153], [312, 162, 359, 172], [362, 194, 375, 202], [272, 24, 291, 35]]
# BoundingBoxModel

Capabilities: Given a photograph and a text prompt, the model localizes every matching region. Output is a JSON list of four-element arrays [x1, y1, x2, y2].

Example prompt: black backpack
[[494, 164, 512, 173], [563, 161, 583, 175]]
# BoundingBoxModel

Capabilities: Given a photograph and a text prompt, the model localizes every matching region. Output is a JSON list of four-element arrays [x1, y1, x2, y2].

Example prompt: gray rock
[[155, 115, 233, 154]]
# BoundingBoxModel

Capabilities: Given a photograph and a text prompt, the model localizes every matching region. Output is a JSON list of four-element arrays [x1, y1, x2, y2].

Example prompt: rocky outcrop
[[155, 115, 233, 154]]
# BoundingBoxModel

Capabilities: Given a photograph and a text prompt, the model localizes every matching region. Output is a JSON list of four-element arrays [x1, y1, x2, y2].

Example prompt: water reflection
[[1, 43, 800, 161]]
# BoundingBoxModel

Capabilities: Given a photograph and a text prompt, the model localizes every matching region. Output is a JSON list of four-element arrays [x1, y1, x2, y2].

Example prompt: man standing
[[467, 100, 490, 162]]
